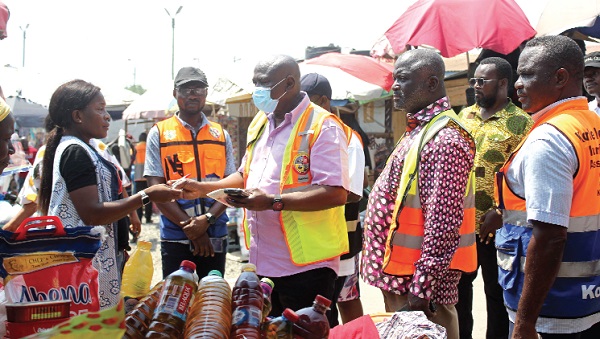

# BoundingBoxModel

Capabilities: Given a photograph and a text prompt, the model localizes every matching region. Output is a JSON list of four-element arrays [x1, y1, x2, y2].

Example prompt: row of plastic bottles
[[122, 261, 331, 339], [228, 263, 331, 339]]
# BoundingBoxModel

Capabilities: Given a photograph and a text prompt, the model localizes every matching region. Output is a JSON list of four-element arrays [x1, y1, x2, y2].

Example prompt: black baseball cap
[[300, 73, 332, 100], [585, 52, 600, 69], [174, 67, 208, 88]]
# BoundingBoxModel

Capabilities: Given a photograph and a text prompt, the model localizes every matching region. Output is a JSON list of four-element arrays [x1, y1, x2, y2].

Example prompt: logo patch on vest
[[163, 130, 177, 141], [209, 127, 221, 139], [293, 152, 310, 182]]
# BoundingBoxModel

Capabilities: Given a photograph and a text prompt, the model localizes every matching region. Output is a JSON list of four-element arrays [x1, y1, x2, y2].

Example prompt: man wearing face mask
[[144, 67, 236, 280], [175, 55, 351, 323]]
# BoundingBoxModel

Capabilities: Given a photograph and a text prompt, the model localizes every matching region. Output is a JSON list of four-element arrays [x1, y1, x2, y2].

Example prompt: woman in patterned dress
[[38, 79, 181, 309]]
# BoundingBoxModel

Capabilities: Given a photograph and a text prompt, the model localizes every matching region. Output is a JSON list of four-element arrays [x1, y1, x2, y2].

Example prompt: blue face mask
[[252, 77, 288, 113]]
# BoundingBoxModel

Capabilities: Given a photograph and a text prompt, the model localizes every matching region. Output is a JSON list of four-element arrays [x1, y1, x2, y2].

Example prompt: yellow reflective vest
[[242, 103, 351, 266]]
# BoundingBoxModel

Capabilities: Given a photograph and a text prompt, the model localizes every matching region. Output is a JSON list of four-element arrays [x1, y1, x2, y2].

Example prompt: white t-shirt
[[339, 131, 365, 277], [589, 98, 600, 116]]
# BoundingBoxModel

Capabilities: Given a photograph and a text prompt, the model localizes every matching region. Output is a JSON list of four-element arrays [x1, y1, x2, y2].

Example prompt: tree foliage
[[126, 84, 146, 95]]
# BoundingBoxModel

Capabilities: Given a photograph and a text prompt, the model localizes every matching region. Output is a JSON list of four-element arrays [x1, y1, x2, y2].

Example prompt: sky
[[0, 0, 416, 105], [0, 0, 551, 106]]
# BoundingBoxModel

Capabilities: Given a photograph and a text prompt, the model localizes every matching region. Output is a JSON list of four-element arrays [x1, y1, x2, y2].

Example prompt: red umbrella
[[300, 53, 394, 102], [0, 2, 8, 40], [372, 0, 536, 58]]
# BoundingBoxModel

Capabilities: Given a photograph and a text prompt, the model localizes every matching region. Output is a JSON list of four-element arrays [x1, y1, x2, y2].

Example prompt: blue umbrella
[[5, 96, 48, 128]]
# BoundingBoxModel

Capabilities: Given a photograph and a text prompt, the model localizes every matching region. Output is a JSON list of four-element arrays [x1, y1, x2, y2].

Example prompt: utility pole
[[128, 58, 137, 86], [20, 24, 29, 67], [164, 6, 183, 80]]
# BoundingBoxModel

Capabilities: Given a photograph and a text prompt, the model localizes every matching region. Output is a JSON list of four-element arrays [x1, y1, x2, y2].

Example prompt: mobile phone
[[224, 188, 249, 197]]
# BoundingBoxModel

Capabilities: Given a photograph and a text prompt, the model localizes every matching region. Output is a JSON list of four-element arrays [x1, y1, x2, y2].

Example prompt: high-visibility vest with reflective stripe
[[133, 141, 146, 181], [495, 99, 600, 325], [382, 110, 477, 276], [242, 103, 351, 266], [156, 116, 227, 239]]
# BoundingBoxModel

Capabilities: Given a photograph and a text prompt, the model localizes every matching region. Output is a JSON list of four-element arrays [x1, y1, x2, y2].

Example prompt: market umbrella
[[121, 85, 178, 121], [517, 0, 600, 39], [0, 1, 8, 40], [5, 96, 48, 128], [299, 53, 394, 102], [371, 0, 537, 58]]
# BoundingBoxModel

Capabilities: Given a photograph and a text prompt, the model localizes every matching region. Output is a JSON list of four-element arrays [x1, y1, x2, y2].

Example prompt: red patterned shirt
[[361, 97, 475, 305]]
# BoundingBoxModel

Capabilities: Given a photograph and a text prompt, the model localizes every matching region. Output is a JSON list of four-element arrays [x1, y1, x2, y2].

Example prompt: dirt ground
[[129, 214, 245, 287]]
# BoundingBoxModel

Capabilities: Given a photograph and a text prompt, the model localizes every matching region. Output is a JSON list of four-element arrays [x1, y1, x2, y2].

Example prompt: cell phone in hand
[[224, 188, 249, 197]]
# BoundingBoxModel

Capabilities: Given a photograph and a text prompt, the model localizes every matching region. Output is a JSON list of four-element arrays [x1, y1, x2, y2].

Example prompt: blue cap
[[300, 73, 332, 100]]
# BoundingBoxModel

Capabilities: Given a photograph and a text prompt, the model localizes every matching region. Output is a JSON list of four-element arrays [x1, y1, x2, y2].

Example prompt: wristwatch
[[140, 190, 151, 206], [204, 212, 216, 225], [272, 194, 284, 211]]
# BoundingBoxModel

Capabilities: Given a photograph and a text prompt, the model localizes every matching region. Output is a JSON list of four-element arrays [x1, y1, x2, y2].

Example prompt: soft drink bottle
[[123, 281, 164, 339], [292, 295, 331, 339], [145, 260, 198, 338], [231, 263, 264, 339], [122, 240, 154, 298], [261, 308, 300, 339], [185, 270, 232, 338], [260, 277, 275, 321]]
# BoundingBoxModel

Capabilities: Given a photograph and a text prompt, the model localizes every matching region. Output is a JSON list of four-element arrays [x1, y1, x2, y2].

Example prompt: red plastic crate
[[5, 300, 70, 322]]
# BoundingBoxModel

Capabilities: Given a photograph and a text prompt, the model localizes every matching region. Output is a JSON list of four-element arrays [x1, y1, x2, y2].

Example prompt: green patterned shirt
[[458, 101, 533, 232]]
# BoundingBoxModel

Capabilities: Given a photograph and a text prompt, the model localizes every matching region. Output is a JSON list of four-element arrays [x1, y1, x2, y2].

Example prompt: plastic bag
[[121, 240, 153, 298], [0, 216, 102, 317]]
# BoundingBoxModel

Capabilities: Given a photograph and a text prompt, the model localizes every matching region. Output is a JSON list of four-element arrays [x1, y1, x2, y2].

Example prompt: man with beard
[[361, 48, 476, 339], [144, 67, 236, 279], [456, 57, 532, 339], [583, 51, 600, 115]]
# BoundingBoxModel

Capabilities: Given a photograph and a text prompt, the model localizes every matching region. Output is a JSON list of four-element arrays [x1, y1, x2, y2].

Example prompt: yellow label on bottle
[[3, 252, 78, 274]]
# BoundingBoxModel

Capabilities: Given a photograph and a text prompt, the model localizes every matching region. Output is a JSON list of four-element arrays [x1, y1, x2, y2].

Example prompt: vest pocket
[[495, 225, 522, 291], [176, 150, 196, 178], [289, 210, 343, 264], [202, 149, 225, 178]]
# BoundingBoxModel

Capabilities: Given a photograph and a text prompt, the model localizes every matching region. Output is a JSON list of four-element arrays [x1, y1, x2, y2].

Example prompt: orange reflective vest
[[242, 103, 352, 266], [133, 141, 146, 181], [156, 116, 226, 181], [494, 99, 600, 323], [134, 142, 146, 165], [383, 110, 477, 275]]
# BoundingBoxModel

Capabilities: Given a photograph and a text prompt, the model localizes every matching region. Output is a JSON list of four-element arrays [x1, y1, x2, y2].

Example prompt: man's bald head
[[398, 49, 446, 80], [252, 54, 302, 114], [392, 49, 447, 112]]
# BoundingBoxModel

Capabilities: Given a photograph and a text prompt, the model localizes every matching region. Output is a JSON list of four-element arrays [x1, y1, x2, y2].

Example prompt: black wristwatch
[[272, 194, 284, 211], [204, 212, 216, 225], [140, 190, 151, 206]]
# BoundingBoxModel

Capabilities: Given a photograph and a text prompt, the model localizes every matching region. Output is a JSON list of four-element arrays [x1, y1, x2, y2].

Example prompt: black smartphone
[[224, 188, 249, 197]]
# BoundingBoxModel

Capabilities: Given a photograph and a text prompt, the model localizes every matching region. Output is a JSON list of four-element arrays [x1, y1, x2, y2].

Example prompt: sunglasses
[[178, 87, 208, 96], [468, 78, 497, 87]]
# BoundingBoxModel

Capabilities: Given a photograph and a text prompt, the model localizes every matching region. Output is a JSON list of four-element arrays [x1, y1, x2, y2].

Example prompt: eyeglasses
[[468, 78, 497, 87], [177, 87, 208, 96]]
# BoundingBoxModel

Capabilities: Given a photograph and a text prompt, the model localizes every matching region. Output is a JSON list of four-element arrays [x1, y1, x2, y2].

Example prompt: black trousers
[[134, 180, 153, 222], [457, 234, 509, 339], [262, 267, 337, 328], [160, 241, 227, 280]]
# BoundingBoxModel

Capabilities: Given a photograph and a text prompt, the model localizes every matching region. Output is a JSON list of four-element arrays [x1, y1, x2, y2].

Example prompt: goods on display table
[[0, 216, 449, 338]]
